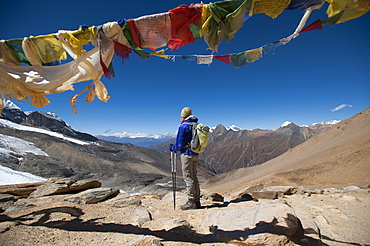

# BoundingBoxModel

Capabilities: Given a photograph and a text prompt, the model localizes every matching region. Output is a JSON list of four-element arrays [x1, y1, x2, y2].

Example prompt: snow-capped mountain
[[0, 101, 177, 193], [96, 132, 176, 148]]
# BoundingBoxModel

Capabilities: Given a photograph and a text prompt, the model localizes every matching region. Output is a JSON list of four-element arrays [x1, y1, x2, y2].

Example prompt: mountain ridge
[[202, 107, 370, 195]]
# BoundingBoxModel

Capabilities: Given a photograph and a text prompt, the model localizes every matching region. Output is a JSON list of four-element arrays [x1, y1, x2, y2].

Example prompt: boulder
[[0, 221, 20, 233], [64, 187, 119, 204], [30, 178, 101, 198], [0, 182, 45, 197], [105, 196, 142, 207], [0, 194, 16, 202], [164, 217, 191, 231], [203, 200, 300, 245], [251, 190, 281, 200], [125, 206, 152, 226], [124, 235, 162, 246], [164, 217, 194, 239], [234, 183, 264, 200], [205, 192, 224, 202], [265, 186, 296, 195], [343, 185, 360, 192]]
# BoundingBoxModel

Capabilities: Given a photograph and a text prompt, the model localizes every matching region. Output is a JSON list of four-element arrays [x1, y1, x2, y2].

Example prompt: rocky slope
[[1, 106, 369, 245], [201, 122, 334, 174], [202, 108, 370, 194], [150, 122, 334, 175], [0, 178, 369, 245], [0, 102, 182, 195]]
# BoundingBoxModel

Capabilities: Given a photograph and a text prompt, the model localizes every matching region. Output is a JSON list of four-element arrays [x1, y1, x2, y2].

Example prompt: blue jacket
[[171, 115, 199, 156]]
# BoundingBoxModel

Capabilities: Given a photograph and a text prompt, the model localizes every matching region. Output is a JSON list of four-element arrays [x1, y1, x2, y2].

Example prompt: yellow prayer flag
[[326, 0, 370, 23], [246, 47, 263, 63], [250, 0, 291, 18]]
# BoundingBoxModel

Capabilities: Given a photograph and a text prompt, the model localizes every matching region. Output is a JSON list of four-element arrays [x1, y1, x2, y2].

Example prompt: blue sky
[[1, 0, 369, 135]]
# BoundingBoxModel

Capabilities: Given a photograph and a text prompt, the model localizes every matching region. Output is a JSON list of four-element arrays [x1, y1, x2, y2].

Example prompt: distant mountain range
[[148, 120, 337, 175], [0, 101, 179, 194], [96, 133, 175, 148], [96, 121, 339, 148], [203, 107, 370, 194], [0, 100, 341, 193]]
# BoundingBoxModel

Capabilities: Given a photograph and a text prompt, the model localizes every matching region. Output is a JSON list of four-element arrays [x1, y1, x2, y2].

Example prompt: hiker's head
[[181, 107, 192, 119]]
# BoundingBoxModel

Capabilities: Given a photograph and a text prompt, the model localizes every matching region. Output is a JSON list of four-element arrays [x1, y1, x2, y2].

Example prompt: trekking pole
[[170, 150, 177, 210]]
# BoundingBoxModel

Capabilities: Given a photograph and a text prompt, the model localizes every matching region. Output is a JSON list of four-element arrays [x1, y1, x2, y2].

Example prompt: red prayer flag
[[168, 4, 202, 50], [299, 19, 323, 33], [127, 19, 142, 48], [214, 54, 231, 64], [114, 41, 132, 62]]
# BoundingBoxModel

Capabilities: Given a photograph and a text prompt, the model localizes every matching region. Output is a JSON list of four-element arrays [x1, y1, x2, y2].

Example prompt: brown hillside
[[202, 108, 370, 195]]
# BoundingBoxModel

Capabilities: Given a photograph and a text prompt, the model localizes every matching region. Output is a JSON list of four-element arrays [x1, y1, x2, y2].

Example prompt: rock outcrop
[[1, 179, 369, 246]]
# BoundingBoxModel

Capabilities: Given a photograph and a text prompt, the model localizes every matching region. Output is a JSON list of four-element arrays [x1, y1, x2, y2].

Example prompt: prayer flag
[[246, 47, 262, 63], [262, 41, 281, 55], [300, 19, 323, 33], [214, 54, 232, 64], [197, 55, 213, 65], [231, 52, 247, 68]]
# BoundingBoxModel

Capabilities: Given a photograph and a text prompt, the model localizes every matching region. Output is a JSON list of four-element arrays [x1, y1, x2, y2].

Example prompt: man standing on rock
[[171, 107, 201, 210]]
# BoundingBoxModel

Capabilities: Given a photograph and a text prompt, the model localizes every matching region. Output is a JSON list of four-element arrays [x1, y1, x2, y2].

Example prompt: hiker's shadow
[[4, 206, 358, 245]]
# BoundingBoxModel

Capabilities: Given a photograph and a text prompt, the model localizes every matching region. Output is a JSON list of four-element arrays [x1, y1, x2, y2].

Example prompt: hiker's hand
[[169, 144, 174, 152]]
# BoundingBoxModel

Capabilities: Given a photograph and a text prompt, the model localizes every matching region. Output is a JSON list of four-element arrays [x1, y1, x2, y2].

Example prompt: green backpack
[[184, 122, 210, 153]]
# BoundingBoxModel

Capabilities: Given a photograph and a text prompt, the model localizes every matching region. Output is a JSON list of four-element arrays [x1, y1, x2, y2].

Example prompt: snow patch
[[0, 119, 90, 145], [281, 121, 293, 127], [0, 134, 48, 157], [101, 132, 175, 139], [5, 100, 22, 110], [226, 125, 243, 131], [0, 165, 46, 185], [312, 120, 341, 126]]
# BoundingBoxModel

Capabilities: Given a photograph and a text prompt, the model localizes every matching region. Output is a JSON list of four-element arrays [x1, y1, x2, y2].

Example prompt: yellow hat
[[180, 107, 192, 118]]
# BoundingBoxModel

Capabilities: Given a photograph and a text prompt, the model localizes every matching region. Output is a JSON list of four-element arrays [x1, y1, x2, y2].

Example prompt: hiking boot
[[180, 201, 197, 210]]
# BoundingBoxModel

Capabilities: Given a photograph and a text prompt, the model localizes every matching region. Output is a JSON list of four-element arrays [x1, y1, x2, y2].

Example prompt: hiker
[[171, 107, 201, 210]]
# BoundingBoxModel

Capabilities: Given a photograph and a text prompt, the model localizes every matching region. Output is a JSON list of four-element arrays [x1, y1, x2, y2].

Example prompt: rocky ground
[[0, 178, 369, 246]]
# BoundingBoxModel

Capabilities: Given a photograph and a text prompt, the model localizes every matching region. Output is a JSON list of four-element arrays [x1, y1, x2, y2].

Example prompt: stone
[[203, 200, 300, 245], [311, 189, 324, 194], [164, 217, 191, 231], [0, 182, 44, 197], [124, 235, 162, 246], [265, 186, 296, 195], [205, 192, 224, 202], [105, 196, 142, 207], [0, 194, 16, 202], [343, 185, 360, 192], [30, 178, 101, 198], [164, 217, 194, 238], [235, 183, 265, 199], [64, 187, 119, 204], [126, 206, 152, 226], [251, 190, 280, 200], [0, 221, 19, 233]]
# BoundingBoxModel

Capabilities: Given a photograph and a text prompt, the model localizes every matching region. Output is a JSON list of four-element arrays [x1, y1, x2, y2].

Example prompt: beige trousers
[[181, 154, 200, 203]]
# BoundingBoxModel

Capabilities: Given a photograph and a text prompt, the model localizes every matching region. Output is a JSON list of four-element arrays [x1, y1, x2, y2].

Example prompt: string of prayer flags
[[0, 0, 368, 113]]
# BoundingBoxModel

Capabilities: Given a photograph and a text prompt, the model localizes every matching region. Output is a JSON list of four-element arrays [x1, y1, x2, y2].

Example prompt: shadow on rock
[[2, 206, 336, 245]]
